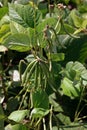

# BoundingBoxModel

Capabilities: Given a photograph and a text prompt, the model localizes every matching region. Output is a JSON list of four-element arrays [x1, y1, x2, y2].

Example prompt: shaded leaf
[[32, 89, 49, 109], [0, 104, 4, 130]]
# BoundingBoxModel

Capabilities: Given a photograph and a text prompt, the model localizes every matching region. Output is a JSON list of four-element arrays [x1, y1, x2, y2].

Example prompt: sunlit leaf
[[5, 124, 28, 130], [61, 77, 81, 98], [9, 3, 42, 28], [0, 7, 8, 20], [49, 53, 65, 61], [8, 110, 29, 122], [3, 33, 31, 52], [31, 108, 49, 118]]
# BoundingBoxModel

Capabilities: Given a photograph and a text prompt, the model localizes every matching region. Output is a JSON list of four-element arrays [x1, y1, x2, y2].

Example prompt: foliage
[[0, 0, 87, 130]]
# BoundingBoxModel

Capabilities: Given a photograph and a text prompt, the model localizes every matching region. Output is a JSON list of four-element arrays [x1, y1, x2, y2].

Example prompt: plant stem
[[74, 83, 85, 121], [49, 106, 53, 130], [43, 118, 46, 130]]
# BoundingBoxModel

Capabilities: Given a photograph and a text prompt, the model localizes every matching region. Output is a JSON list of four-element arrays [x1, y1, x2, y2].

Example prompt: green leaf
[[49, 53, 65, 61], [56, 113, 71, 125], [61, 77, 81, 98], [31, 108, 49, 118], [0, 24, 10, 42], [8, 110, 29, 122], [0, 7, 8, 20], [69, 9, 83, 28], [9, 3, 42, 28], [10, 21, 28, 34], [11, 124, 28, 130], [0, 15, 10, 26], [64, 0, 70, 4], [36, 17, 57, 47], [32, 89, 49, 109], [3, 33, 31, 52], [37, 17, 57, 33], [5, 124, 28, 130]]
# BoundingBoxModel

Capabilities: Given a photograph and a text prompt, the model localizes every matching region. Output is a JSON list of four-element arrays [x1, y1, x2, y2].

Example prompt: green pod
[[24, 60, 38, 85], [22, 59, 37, 84], [34, 62, 39, 89], [39, 62, 49, 78]]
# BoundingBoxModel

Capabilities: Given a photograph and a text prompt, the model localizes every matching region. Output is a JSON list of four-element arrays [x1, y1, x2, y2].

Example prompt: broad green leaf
[[10, 21, 28, 34], [0, 24, 10, 40], [36, 17, 57, 47], [31, 108, 49, 118], [3, 33, 31, 52], [69, 9, 83, 28], [60, 23, 75, 34], [56, 113, 71, 125], [82, 20, 87, 28], [49, 53, 65, 61], [0, 104, 4, 130], [61, 77, 81, 98], [32, 89, 49, 109], [0, 24, 10, 36], [37, 17, 57, 33], [5, 124, 28, 130], [62, 35, 87, 63], [9, 3, 42, 28], [61, 61, 87, 87], [0, 15, 10, 27], [0, 7, 8, 20], [11, 124, 28, 130], [8, 110, 29, 122]]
